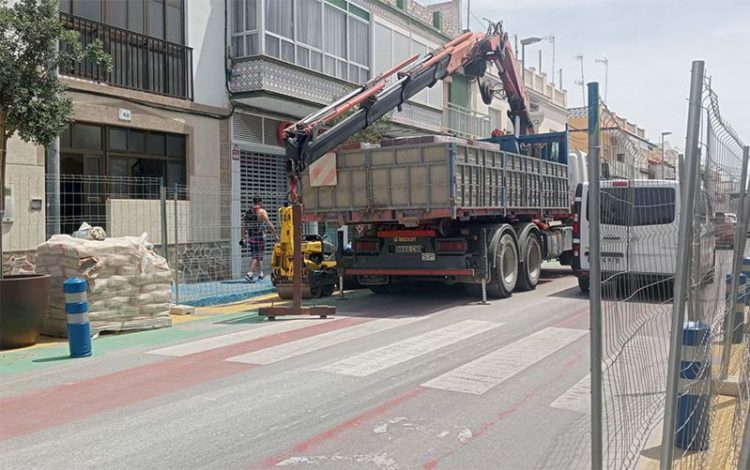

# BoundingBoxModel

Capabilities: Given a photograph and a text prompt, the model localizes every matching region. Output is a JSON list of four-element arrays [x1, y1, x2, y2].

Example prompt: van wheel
[[517, 233, 542, 291], [487, 232, 518, 298], [578, 276, 589, 293]]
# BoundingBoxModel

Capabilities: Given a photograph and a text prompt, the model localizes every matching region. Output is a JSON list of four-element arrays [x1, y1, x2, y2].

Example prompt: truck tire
[[487, 232, 518, 298], [517, 233, 542, 291]]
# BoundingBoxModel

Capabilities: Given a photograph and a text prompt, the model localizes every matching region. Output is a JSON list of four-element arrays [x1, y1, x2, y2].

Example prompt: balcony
[[230, 57, 443, 132], [442, 103, 491, 139], [60, 13, 193, 100]]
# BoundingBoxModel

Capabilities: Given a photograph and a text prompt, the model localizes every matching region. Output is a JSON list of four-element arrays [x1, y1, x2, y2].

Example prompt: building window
[[616, 153, 625, 162], [59, 123, 187, 195], [59, 0, 185, 44], [372, 19, 442, 109], [232, 0, 260, 57], [233, 0, 370, 84]]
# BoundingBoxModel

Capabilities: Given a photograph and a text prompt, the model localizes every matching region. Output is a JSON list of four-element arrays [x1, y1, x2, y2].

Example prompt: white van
[[573, 179, 714, 293]]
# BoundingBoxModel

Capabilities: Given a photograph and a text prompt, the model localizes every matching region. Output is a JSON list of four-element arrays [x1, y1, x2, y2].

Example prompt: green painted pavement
[[0, 311, 264, 376]]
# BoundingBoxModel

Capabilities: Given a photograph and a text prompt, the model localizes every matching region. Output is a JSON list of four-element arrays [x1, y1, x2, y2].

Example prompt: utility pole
[[46, 0, 61, 239], [595, 57, 609, 102], [466, 0, 470, 31], [575, 54, 585, 106]]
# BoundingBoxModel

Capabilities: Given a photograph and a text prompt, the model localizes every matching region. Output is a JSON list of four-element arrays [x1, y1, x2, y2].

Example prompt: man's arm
[[260, 209, 279, 241]]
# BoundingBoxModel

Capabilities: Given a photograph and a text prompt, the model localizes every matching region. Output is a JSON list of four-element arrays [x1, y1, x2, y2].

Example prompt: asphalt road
[[1, 266, 593, 470]]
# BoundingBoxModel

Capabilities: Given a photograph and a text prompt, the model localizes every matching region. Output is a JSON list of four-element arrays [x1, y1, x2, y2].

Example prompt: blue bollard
[[64, 278, 92, 358], [675, 321, 711, 450], [725, 273, 746, 344], [742, 257, 750, 307]]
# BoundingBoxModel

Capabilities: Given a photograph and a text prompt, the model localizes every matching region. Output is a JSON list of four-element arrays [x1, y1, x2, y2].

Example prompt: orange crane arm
[[284, 21, 534, 202]]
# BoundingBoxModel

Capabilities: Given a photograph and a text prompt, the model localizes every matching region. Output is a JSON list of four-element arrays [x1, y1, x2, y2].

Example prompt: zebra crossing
[[147, 314, 591, 406]]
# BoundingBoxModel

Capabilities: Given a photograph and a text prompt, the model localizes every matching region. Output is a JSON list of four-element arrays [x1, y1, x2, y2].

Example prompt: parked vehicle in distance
[[573, 179, 715, 293], [712, 212, 736, 248]]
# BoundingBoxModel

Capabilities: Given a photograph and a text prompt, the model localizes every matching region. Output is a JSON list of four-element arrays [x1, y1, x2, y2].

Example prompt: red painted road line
[[552, 307, 590, 329], [0, 316, 371, 441], [259, 387, 427, 468], [422, 346, 586, 470]]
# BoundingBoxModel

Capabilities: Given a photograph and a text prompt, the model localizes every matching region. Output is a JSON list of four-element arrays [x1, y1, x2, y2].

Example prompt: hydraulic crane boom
[[283, 21, 533, 202]]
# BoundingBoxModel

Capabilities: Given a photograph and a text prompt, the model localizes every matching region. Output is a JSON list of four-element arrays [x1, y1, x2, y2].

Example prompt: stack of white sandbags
[[36, 234, 173, 336]]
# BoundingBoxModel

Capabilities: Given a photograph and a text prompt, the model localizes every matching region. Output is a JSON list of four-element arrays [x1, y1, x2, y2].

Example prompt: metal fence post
[[160, 178, 169, 260], [587, 81, 603, 470], [721, 145, 750, 379], [738, 400, 750, 469], [660, 60, 705, 469], [173, 183, 180, 306]]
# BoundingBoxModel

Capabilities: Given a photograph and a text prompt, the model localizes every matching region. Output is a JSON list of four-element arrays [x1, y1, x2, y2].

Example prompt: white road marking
[[226, 317, 425, 365], [549, 335, 668, 414], [550, 374, 590, 413], [422, 327, 587, 395], [146, 318, 339, 357], [318, 320, 502, 377]]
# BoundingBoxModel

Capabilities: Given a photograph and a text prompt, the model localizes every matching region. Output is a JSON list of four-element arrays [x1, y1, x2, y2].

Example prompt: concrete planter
[[0, 274, 51, 349]]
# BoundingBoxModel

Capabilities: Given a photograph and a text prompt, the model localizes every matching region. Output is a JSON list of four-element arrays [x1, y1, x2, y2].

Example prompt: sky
[[423, 0, 749, 150]]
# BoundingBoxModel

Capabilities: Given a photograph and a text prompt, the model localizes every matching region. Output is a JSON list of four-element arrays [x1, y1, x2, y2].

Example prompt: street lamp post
[[521, 36, 555, 85], [595, 57, 609, 102], [520, 37, 542, 81], [661, 131, 672, 178]]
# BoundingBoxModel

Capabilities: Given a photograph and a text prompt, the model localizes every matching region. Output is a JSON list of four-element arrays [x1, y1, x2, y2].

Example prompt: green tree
[[0, 0, 110, 275], [328, 108, 392, 145]]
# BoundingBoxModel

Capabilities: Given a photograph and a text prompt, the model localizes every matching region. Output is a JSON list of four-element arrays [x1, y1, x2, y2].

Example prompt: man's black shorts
[[248, 235, 265, 261]]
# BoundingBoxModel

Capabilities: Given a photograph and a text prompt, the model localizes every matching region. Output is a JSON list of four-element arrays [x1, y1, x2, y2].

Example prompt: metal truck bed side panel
[[302, 141, 569, 221]]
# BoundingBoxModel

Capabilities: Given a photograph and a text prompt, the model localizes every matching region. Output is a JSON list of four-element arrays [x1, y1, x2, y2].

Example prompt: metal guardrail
[[60, 13, 194, 100]]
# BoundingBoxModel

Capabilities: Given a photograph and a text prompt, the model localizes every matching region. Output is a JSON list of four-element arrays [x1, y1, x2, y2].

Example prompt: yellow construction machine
[[270, 205, 338, 299]]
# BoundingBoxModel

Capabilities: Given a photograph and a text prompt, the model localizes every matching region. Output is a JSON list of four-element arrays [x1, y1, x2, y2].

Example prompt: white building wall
[[187, 0, 229, 108]]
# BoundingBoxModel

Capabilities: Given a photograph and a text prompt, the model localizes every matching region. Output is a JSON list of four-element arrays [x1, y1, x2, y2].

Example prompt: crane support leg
[[259, 203, 336, 319]]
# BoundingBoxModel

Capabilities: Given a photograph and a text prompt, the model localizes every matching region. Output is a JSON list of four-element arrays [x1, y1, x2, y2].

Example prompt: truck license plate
[[422, 253, 436, 261], [396, 245, 423, 253]]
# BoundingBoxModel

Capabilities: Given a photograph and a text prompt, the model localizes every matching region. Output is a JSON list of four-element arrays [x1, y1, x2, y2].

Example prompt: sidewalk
[[174, 277, 276, 307], [0, 291, 280, 378], [635, 344, 747, 469], [1, 288, 365, 380]]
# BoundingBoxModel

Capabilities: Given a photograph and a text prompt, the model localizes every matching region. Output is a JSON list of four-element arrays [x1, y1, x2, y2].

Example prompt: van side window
[[587, 187, 676, 226]]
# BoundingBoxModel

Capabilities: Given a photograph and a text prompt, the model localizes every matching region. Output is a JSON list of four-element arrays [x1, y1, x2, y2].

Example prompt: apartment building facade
[[568, 105, 668, 180], [3, 0, 230, 274], [3, 0, 570, 281]]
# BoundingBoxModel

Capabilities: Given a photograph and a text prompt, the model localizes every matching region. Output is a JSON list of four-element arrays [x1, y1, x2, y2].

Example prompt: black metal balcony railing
[[60, 13, 194, 100]]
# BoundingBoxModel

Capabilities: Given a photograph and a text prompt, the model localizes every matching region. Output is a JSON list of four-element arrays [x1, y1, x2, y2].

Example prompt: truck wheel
[[487, 232, 518, 298], [517, 233, 542, 291]]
